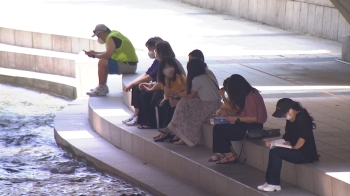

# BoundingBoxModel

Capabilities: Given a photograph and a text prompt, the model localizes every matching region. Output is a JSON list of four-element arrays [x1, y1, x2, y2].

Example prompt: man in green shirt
[[85, 24, 138, 96]]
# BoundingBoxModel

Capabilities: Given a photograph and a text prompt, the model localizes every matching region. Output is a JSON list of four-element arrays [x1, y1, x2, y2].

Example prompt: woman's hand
[[169, 98, 179, 107], [220, 109, 229, 117], [264, 139, 271, 148], [84, 50, 94, 57], [139, 83, 153, 91], [225, 116, 237, 122], [123, 84, 133, 92]]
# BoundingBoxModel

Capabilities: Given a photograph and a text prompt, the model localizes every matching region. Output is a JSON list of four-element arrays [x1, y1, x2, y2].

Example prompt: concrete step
[[87, 88, 316, 195], [0, 67, 77, 99], [54, 98, 212, 196]]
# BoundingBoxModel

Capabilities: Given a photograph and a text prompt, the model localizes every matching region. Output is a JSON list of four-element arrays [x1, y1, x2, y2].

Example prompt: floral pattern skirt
[[168, 98, 221, 146]]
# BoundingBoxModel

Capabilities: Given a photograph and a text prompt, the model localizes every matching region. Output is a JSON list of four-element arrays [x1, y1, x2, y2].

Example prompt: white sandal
[[208, 153, 223, 162], [174, 139, 185, 145]]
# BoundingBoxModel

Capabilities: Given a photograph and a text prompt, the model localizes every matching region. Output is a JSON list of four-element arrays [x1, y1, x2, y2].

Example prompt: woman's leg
[[139, 91, 157, 128], [266, 148, 306, 185], [137, 91, 155, 127], [212, 124, 246, 154], [131, 85, 142, 116]]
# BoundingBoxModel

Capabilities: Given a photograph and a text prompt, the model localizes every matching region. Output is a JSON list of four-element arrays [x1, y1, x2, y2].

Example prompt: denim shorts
[[108, 59, 119, 74]]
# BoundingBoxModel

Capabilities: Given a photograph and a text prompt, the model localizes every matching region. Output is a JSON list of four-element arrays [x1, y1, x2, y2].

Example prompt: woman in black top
[[258, 98, 318, 192]]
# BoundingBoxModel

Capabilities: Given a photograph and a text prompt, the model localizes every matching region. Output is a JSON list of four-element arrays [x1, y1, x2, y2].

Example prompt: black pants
[[266, 148, 306, 185], [158, 99, 176, 128], [131, 85, 142, 109], [212, 122, 263, 153], [137, 91, 157, 128]]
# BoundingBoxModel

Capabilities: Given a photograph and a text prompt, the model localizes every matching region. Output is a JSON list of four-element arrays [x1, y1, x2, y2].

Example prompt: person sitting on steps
[[122, 37, 163, 126], [208, 74, 267, 164], [188, 49, 218, 87], [153, 57, 187, 143], [257, 98, 319, 192], [136, 41, 186, 129], [85, 24, 138, 97], [159, 59, 221, 146], [215, 77, 238, 117]]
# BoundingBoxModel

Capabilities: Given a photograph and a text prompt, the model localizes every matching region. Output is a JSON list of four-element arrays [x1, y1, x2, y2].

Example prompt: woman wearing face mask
[[137, 41, 186, 129], [122, 37, 163, 126], [258, 98, 318, 192], [159, 59, 221, 146], [153, 57, 187, 142]]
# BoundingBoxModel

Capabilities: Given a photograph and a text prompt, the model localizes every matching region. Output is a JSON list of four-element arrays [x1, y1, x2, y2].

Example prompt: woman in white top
[[160, 59, 222, 146]]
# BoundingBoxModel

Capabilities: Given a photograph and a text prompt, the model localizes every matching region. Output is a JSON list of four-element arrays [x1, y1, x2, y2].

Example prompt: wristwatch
[[92, 54, 95, 58]]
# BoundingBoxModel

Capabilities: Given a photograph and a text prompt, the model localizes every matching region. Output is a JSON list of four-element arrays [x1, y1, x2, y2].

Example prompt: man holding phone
[[85, 24, 138, 96]]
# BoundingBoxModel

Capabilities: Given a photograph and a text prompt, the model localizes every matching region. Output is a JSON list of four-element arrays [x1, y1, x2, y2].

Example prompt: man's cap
[[272, 98, 295, 118], [92, 24, 109, 37]]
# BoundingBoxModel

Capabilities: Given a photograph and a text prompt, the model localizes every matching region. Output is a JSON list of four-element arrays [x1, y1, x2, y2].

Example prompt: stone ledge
[[0, 27, 105, 54], [0, 42, 99, 98], [0, 67, 77, 99], [87, 92, 315, 196], [54, 99, 212, 196]]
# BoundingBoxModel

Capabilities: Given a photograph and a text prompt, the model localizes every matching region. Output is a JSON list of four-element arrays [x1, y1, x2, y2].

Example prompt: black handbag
[[247, 128, 263, 139], [150, 90, 164, 107]]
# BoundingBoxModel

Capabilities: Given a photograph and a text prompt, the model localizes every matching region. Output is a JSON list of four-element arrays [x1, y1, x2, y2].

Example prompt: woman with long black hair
[[160, 59, 221, 146], [152, 57, 187, 142], [258, 98, 318, 192], [209, 74, 268, 163], [136, 41, 185, 129]]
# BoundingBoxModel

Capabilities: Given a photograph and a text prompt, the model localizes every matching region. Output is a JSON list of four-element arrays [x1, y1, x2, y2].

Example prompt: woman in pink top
[[208, 74, 268, 164]]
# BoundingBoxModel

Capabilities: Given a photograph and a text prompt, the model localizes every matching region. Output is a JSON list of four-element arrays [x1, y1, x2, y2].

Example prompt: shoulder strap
[[206, 74, 219, 90], [237, 130, 248, 164]]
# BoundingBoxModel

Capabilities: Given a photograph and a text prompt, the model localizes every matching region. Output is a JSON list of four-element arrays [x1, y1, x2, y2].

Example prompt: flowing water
[[0, 84, 149, 196]]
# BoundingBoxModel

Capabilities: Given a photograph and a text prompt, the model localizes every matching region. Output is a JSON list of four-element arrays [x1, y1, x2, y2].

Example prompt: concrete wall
[[342, 35, 350, 62], [178, 0, 350, 42], [330, 0, 350, 24], [0, 27, 105, 54]]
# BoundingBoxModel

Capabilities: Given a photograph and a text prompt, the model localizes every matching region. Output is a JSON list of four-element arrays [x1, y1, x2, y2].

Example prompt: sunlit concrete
[[0, 0, 342, 59]]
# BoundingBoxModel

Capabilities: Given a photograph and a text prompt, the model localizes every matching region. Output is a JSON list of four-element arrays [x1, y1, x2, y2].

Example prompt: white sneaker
[[262, 184, 281, 192], [86, 85, 108, 96], [90, 85, 109, 93], [122, 116, 135, 124], [257, 182, 268, 190], [125, 117, 138, 126]]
